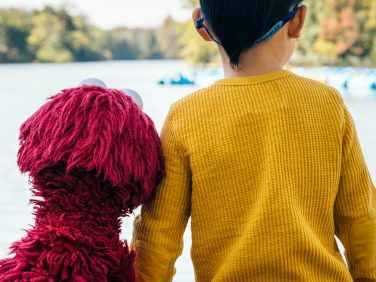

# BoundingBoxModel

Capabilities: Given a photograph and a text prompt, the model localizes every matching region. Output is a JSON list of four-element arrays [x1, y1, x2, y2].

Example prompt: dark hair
[[200, 0, 300, 69]]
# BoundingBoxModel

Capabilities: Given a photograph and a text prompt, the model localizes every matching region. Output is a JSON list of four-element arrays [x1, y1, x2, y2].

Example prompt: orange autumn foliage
[[317, 0, 375, 58]]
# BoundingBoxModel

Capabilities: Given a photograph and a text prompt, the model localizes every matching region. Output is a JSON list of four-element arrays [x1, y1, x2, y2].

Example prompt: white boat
[[347, 69, 376, 89]]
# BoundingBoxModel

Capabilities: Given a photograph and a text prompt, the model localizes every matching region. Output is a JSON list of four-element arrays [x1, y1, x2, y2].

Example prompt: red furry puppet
[[0, 79, 165, 282]]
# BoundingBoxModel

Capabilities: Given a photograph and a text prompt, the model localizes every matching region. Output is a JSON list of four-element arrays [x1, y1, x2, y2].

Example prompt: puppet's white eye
[[78, 78, 107, 88], [120, 89, 143, 110]]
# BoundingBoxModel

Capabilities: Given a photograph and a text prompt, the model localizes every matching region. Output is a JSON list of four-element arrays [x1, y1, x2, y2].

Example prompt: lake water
[[0, 60, 375, 281]]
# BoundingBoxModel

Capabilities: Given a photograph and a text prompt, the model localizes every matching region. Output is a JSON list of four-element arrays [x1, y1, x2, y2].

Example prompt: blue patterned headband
[[196, 1, 303, 47]]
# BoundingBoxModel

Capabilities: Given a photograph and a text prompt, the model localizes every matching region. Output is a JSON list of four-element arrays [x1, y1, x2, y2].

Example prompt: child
[[131, 0, 376, 281]]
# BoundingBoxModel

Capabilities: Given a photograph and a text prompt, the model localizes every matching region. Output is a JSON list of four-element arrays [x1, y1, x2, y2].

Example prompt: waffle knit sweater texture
[[131, 70, 376, 282]]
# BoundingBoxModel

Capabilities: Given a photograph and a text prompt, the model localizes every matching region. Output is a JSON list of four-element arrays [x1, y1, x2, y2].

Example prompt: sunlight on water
[[0, 61, 375, 281]]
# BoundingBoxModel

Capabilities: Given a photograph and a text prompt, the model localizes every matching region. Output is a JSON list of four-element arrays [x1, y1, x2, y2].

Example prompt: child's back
[[132, 71, 376, 281], [131, 0, 376, 281]]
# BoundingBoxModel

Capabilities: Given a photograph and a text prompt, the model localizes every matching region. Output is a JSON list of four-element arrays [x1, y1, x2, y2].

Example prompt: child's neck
[[219, 42, 289, 79]]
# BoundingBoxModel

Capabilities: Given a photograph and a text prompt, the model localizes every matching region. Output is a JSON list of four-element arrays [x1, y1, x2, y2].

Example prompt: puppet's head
[[0, 79, 165, 282]]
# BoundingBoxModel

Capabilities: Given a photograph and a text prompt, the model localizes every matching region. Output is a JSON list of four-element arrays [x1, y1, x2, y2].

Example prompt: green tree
[[133, 28, 162, 59], [155, 16, 183, 59], [27, 6, 107, 63], [111, 27, 162, 60], [179, 20, 221, 67], [0, 8, 33, 63], [179, 0, 221, 67], [106, 28, 137, 60], [28, 7, 74, 63], [110, 17, 185, 61], [290, 0, 330, 65]]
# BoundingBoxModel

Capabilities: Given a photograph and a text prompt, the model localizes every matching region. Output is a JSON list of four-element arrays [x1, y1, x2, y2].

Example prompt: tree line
[[0, 6, 182, 63], [1, 0, 376, 67]]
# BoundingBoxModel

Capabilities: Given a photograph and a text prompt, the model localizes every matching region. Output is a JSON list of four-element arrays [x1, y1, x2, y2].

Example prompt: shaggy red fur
[[0, 85, 165, 281]]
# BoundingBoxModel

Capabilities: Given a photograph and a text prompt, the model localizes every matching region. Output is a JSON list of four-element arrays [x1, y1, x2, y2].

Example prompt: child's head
[[193, 0, 307, 70]]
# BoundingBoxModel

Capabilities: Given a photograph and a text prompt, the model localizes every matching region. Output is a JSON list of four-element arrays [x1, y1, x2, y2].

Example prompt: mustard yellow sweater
[[131, 70, 376, 282]]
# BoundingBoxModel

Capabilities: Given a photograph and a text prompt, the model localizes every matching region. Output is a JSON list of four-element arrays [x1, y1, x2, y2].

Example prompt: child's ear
[[192, 7, 213, 42], [288, 4, 308, 39]]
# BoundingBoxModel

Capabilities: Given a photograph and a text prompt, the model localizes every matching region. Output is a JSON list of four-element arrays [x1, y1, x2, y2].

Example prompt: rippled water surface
[[0, 60, 375, 281]]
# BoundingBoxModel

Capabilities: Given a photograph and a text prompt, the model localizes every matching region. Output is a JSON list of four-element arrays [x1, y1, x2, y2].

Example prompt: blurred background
[[0, 0, 375, 281]]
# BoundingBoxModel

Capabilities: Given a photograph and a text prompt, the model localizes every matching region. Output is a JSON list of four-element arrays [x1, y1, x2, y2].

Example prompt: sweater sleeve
[[334, 104, 376, 281], [130, 105, 192, 282]]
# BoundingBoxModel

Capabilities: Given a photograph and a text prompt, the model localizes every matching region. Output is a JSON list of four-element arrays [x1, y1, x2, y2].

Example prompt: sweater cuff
[[349, 217, 376, 280], [131, 240, 173, 282]]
